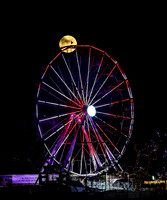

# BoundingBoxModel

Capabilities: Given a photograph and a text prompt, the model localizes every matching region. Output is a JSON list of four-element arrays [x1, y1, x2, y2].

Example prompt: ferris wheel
[[36, 36, 134, 177]]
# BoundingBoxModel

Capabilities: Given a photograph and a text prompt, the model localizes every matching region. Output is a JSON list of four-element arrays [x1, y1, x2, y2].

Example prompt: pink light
[[111, 80, 125, 92], [97, 124, 117, 150], [107, 64, 117, 78], [111, 98, 131, 105], [109, 113, 131, 119]]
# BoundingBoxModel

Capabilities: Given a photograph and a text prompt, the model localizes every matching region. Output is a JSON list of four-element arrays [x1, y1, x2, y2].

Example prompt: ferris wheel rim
[[36, 44, 134, 176]]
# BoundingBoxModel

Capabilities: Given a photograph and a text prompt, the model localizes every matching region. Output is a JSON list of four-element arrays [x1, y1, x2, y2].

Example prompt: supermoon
[[59, 35, 77, 53]]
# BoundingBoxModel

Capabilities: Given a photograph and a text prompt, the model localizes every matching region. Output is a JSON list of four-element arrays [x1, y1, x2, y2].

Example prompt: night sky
[[1, 3, 167, 174]]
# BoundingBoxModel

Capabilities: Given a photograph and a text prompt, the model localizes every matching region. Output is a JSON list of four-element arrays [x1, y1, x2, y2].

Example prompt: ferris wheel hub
[[87, 105, 96, 117]]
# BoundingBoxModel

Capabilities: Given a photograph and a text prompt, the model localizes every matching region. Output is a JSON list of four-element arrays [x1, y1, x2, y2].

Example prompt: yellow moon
[[59, 35, 77, 53]]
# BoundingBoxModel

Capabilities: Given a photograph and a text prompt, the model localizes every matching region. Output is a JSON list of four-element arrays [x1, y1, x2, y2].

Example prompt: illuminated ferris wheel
[[36, 36, 134, 177]]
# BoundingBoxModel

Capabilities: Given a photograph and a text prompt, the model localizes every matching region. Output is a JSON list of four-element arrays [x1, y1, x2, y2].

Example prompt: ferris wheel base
[[38, 156, 123, 179]]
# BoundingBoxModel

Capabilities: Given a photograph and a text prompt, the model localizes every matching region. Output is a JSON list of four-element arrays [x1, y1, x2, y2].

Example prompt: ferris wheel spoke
[[95, 98, 131, 108], [92, 80, 125, 105], [83, 151, 88, 174], [80, 129, 85, 174], [89, 116, 120, 154], [63, 115, 87, 170], [82, 126, 102, 171], [95, 127, 121, 165], [42, 114, 72, 139], [50, 64, 81, 104], [80, 149, 84, 174], [48, 117, 75, 159], [88, 117, 105, 156], [42, 81, 80, 107], [87, 54, 104, 104], [95, 122, 120, 154], [96, 111, 131, 120], [40, 85, 65, 104], [49, 76, 65, 95], [62, 130, 78, 170], [75, 50, 85, 102], [45, 112, 82, 143], [56, 64, 75, 98], [85, 47, 91, 104], [89, 117, 121, 164], [38, 100, 81, 110], [95, 116, 127, 137], [61, 54, 82, 101], [39, 110, 80, 123], [53, 113, 83, 158], [89, 64, 117, 105], [51, 112, 83, 155]]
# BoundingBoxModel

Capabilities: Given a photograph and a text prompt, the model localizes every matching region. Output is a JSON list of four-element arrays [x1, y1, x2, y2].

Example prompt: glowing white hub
[[87, 105, 96, 117]]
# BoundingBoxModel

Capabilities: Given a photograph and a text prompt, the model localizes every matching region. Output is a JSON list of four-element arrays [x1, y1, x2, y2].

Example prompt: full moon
[[87, 105, 96, 117], [59, 35, 77, 53]]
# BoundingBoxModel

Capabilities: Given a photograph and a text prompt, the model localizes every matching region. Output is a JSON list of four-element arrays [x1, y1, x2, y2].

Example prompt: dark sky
[[1, 3, 167, 173]]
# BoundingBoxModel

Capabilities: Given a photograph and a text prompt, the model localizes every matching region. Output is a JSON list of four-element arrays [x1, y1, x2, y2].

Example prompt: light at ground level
[[87, 105, 96, 117]]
